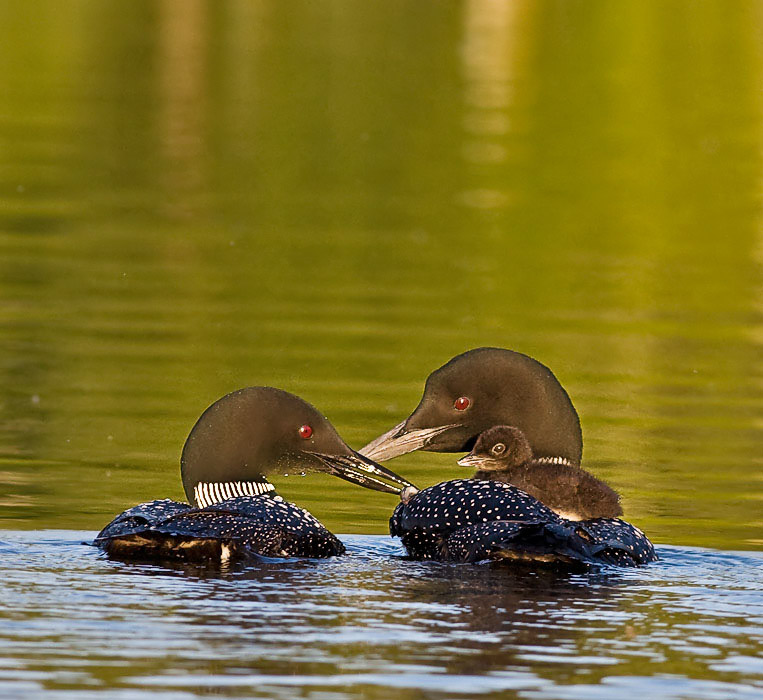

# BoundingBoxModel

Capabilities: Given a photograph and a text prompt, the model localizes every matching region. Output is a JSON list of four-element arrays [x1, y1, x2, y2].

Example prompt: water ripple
[[0, 532, 761, 699]]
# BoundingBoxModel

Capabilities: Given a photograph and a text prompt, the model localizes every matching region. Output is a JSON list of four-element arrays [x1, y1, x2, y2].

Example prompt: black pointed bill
[[359, 421, 458, 462], [309, 449, 417, 495]]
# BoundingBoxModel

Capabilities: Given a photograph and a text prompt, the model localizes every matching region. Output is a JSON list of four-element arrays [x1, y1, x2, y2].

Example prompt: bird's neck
[[193, 477, 275, 507]]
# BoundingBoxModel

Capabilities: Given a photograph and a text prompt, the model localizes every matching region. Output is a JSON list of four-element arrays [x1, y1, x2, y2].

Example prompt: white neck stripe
[[194, 480, 275, 507], [534, 456, 576, 467]]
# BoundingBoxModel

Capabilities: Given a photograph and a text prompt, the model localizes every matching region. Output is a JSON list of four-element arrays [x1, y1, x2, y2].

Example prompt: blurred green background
[[0, 0, 761, 549]]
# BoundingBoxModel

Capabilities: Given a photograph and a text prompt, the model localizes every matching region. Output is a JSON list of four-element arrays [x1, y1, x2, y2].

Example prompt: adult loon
[[96, 387, 415, 563], [361, 348, 657, 566]]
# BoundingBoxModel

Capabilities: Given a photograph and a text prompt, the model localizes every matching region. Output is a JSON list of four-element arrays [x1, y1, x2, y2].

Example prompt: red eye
[[454, 396, 470, 411], [298, 425, 313, 439]]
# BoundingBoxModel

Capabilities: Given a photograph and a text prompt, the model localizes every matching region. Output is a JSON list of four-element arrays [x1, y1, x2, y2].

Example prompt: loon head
[[181, 387, 416, 507], [456, 425, 534, 472], [360, 347, 582, 465]]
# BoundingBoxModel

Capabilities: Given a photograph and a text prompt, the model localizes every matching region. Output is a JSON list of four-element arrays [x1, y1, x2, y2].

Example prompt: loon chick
[[362, 348, 657, 566], [458, 426, 622, 521], [96, 387, 415, 563]]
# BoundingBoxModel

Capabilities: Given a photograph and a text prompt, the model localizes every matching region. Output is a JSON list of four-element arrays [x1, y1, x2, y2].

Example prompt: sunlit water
[[1, 532, 762, 699], [1, 0, 762, 697]]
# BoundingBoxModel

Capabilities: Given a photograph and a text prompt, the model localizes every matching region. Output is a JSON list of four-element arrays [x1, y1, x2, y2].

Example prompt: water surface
[[2, 532, 762, 699]]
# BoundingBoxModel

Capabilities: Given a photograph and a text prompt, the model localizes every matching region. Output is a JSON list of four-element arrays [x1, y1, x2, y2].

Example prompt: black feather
[[95, 495, 345, 562]]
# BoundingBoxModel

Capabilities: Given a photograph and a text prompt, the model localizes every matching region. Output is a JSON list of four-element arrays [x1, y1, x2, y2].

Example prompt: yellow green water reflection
[[0, 0, 761, 550]]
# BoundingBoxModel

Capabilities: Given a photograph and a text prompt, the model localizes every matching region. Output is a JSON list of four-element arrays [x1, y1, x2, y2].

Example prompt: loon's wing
[[440, 520, 602, 566], [391, 479, 559, 536], [437, 517, 657, 567], [573, 518, 658, 565], [391, 478, 563, 561]]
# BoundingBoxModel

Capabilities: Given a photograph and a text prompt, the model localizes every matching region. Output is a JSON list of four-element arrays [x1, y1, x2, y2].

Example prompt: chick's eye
[[298, 425, 313, 439], [454, 396, 470, 411], [491, 443, 506, 455]]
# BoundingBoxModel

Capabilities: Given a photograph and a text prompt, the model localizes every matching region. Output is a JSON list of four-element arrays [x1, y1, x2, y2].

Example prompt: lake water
[[2, 532, 763, 700], [0, 0, 761, 698]]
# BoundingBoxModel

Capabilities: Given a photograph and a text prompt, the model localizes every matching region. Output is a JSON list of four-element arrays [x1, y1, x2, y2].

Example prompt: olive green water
[[1, 0, 761, 549], [1, 2, 763, 698]]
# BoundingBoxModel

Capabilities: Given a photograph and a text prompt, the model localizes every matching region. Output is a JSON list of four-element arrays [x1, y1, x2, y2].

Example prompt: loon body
[[96, 387, 414, 563], [362, 348, 657, 567], [392, 480, 654, 566]]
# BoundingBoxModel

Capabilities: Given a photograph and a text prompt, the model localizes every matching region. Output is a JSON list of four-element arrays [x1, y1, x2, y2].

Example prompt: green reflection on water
[[0, 0, 761, 550]]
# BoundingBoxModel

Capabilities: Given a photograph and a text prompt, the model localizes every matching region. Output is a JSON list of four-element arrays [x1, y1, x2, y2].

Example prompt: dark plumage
[[364, 348, 657, 567], [97, 496, 345, 561], [459, 426, 622, 521], [390, 479, 656, 567], [96, 387, 414, 563]]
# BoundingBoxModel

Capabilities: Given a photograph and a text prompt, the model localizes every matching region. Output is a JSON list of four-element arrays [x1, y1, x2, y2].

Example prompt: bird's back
[[95, 495, 345, 562], [390, 478, 656, 566]]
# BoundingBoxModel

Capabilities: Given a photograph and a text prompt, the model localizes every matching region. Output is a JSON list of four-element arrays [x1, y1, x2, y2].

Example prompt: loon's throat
[[194, 479, 275, 507]]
